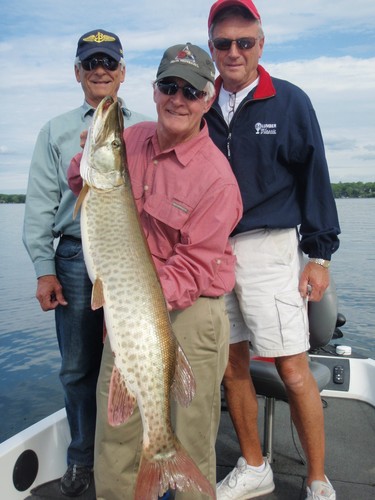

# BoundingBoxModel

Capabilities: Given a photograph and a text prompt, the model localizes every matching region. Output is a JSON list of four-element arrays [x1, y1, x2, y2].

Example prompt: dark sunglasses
[[156, 80, 207, 101], [212, 37, 259, 51], [81, 56, 119, 71]]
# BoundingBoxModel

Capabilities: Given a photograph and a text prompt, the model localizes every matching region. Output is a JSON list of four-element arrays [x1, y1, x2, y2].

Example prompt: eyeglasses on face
[[156, 80, 207, 101], [81, 56, 119, 71], [212, 37, 259, 51]]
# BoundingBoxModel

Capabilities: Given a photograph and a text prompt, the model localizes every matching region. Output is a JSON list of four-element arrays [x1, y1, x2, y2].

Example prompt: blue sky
[[0, 0, 374, 193]]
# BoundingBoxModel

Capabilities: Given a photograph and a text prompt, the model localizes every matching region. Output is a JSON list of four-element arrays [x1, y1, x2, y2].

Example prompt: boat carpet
[[217, 395, 375, 499], [25, 472, 95, 499]]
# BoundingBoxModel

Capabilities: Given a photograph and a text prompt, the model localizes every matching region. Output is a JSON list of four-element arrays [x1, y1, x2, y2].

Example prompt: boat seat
[[249, 279, 338, 463]]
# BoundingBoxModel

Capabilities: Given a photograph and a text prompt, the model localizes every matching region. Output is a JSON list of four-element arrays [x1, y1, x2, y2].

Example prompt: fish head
[[80, 96, 126, 190]]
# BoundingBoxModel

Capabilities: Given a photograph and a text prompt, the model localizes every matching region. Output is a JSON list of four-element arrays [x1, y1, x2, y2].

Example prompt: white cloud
[[265, 56, 375, 182], [0, 0, 374, 192]]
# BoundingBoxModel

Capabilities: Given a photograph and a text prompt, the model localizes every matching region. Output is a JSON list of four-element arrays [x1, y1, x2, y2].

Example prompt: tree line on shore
[[331, 182, 375, 198], [1, 182, 375, 204]]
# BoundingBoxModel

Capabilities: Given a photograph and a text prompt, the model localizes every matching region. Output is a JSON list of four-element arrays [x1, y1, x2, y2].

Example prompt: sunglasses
[[212, 37, 259, 51], [156, 80, 207, 101], [81, 56, 119, 71]]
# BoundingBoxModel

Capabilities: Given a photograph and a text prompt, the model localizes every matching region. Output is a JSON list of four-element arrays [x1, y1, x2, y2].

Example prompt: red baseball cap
[[208, 0, 261, 29]]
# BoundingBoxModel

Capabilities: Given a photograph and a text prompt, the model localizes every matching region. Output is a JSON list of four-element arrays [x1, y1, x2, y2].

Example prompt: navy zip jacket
[[205, 65, 340, 261]]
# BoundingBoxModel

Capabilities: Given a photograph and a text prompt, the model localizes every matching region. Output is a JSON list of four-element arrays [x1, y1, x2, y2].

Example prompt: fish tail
[[134, 441, 215, 499]]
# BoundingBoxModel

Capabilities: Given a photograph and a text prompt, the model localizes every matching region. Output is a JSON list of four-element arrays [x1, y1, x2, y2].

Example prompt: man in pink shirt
[[68, 42, 242, 500]]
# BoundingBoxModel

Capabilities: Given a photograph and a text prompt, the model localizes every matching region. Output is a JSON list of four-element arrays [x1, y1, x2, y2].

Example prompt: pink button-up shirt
[[68, 121, 242, 310]]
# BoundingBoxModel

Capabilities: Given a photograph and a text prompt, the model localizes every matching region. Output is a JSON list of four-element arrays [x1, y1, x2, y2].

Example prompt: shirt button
[[153, 160, 158, 165], [216, 259, 221, 265], [144, 185, 149, 191]]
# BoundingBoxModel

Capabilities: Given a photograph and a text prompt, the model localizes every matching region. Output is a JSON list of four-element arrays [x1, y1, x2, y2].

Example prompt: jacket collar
[[214, 64, 276, 101]]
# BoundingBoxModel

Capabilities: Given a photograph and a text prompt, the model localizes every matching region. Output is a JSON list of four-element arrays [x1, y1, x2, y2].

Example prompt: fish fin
[[171, 345, 196, 407], [73, 183, 89, 219], [135, 439, 215, 499], [108, 365, 136, 426], [91, 278, 105, 310]]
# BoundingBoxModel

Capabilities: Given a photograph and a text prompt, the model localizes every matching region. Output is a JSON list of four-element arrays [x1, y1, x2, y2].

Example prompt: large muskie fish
[[74, 96, 215, 499]]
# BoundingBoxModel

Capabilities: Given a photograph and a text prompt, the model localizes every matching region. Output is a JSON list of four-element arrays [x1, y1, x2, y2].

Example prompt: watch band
[[309, 258, 330, 268]]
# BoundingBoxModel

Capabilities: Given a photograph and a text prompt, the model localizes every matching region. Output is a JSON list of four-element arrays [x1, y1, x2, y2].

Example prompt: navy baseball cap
[[76, 29, 123, 61]]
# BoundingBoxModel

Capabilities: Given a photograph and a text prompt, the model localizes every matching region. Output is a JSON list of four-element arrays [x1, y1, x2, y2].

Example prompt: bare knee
[[275, 353, 313, 395]]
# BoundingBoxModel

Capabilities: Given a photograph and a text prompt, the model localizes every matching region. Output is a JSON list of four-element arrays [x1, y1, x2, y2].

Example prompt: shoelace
[[310, 482, 335, 499], [227, 464, 246, 487], [311, 491, 335, 500], [66, 465, 87, 482], [71, 465, 78, 482]]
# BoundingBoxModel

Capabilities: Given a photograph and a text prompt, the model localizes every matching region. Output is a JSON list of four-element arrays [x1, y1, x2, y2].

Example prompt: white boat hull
[[314, 354, 375, 407], [0, 409, 69, 498]]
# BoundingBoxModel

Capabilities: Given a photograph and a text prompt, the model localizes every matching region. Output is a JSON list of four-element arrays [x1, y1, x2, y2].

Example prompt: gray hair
[[209, 5, 264, 40], [204, 81, 216, 101], [74, 56, 126, 69]]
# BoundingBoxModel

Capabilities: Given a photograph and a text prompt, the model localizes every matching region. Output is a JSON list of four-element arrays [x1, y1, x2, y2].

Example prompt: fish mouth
[[101, 95, 114, 111], [91, 96, 123, 145], [94, 95, 115, 121]]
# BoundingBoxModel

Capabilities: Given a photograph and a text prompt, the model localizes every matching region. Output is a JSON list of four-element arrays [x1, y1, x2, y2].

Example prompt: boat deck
[[217, 395, 375, 500], [26, 395, 374, 499]]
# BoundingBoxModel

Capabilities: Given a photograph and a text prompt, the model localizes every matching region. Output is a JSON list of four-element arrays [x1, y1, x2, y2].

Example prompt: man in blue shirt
[[205, 2, 340, 500], [23, 29, 148, 497]]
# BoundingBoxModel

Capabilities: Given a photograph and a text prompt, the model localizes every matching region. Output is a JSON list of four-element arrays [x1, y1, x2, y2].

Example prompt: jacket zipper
[[211, 97, 253, 162], [227, 132, 232, 160]]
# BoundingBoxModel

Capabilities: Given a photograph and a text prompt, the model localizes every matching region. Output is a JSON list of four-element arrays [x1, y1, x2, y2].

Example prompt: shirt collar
[[81, 97, 129, 119], [151, 120, 210, 168]]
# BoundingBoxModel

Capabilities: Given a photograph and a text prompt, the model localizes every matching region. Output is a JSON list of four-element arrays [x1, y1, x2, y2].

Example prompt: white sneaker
[[217, 456, 275, 499], [306, 476, 336, 500]]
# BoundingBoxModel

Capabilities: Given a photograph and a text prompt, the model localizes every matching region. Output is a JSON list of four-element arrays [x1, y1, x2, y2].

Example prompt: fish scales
[[82, 184, 176, 455], [76, 96, 215, 499]]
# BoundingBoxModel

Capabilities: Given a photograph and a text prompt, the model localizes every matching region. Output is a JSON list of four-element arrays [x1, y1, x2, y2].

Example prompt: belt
[[60, 234, 82, 243]]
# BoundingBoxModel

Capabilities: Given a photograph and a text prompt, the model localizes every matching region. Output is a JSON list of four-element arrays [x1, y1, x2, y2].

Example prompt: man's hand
[[80, 130, 88, 149], [299, 261, 330, 302], [36, 275, 68, 311]]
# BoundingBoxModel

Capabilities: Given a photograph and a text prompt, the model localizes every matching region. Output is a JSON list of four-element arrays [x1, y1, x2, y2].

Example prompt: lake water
[[1, 199, 374, 443]]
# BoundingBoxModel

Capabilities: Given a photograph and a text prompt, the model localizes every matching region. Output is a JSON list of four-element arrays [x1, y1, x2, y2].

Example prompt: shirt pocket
[[144, 192, 192, 231]]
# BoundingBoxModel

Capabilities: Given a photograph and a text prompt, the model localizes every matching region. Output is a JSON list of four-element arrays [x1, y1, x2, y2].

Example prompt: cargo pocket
[[275, 291, 307, 349]]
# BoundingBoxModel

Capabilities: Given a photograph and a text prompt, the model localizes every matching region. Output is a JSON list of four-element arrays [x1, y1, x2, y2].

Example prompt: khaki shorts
[[226, 228, 310, 357]]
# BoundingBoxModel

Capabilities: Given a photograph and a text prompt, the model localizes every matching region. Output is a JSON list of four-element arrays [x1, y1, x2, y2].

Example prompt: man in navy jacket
[[206, 1, 340, 500]]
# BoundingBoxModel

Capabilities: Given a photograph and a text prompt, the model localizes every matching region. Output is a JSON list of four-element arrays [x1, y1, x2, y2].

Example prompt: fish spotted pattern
[[75, 96, 215, 499]]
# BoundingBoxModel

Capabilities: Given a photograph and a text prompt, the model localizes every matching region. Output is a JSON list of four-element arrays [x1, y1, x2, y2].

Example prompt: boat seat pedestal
[[250, 359, 331, 463]]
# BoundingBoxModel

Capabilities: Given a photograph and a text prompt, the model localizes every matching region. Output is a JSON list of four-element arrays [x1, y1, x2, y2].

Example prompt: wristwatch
[[309, 258, 330, 268]]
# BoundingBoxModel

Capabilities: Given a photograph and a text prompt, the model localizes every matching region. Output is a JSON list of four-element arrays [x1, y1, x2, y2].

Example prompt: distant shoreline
[[2, 182, 375, 203]]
